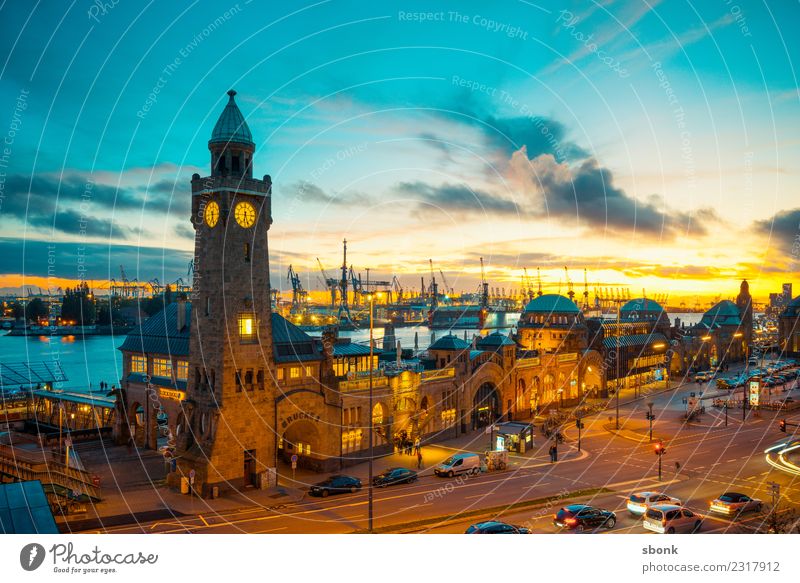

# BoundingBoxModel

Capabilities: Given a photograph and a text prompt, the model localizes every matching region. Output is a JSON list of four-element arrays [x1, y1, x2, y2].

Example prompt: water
[[0, 332, 125, 392]]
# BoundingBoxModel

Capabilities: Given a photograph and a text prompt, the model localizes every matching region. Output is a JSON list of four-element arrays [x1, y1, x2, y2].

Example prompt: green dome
[[700, 300, 742, 327], [429, 334, 470, 351], [209, 90, 254, 147], [523, 293, 580, 314], [621, 298, 665, 314]]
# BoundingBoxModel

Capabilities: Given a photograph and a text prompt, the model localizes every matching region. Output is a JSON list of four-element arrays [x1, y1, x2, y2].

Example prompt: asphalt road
[[88, 392, 800, 534]]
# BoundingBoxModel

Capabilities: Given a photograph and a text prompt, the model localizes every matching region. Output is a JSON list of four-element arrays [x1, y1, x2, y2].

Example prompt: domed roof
[[476, 332, 516, 349], [523, 294, 580, 314], [699, 300, 742, 327], [209, 90, 254, 147], [621, 298, 665, 314], [428, 334, 470, 351]]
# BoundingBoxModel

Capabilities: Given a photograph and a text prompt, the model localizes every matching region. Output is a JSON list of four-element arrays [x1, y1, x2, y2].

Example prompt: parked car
[[372, 467, 417, 487], [643, 505, 703, 534], [309, 475, 362, 497], [553, 504, 616, 532], [434, 453, 482, 477], [709, 492, 763, 516], [627, 492, 682, 516], [465, 521, 530, 534]]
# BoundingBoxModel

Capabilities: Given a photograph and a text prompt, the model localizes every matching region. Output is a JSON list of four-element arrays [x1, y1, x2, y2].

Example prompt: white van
[[433, 453, 481, 477]]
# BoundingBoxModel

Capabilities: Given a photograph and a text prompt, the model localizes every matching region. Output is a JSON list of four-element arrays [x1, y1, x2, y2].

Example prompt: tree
[[24, 298, 48, 323], [60, 282, 96, 325]]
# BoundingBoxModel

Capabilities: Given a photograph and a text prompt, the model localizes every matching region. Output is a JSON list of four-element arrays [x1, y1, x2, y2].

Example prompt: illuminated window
[[131, 355, 147, 374], [277, 368, 284, 381], [176, 360, 189, 380], [289, 367, 301, 379], [152, 358, 172, 378], [238, 313, 256, 343], [304, 365, 314, 378]]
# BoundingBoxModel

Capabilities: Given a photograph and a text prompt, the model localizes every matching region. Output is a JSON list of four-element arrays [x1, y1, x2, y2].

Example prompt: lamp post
[[368, 293, 374, 533], [646, 401, 654, 442], [615, 301, 621, 430]]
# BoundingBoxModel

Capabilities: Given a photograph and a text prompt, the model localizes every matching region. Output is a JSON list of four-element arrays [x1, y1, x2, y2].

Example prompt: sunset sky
[[1, 1, 798, 304]]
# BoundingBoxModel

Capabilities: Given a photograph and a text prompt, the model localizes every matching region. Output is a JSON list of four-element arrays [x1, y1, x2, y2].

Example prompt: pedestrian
[[406, 440, 413, 456], [416, 449, 423, 469], [675, 461, 681, 474], [127, 437, 133, 454], [549, 444, 555, 463], [414, 437, 420, 455]]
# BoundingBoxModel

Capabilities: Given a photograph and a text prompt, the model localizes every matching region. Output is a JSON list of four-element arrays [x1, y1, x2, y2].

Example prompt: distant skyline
[[1, 1, 798, 303]]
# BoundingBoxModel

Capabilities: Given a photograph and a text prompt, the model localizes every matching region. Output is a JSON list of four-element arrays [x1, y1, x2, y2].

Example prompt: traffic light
[[654, 440, 665, 456], [575, 419, 584, 429], [779, 419, 787, 433]]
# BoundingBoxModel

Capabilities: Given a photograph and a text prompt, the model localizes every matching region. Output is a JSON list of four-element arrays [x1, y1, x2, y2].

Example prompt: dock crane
[[428, 259, 439, 309], [316, 258, 338, 308], [582, 269, 590, 310], [287, 265, 308, 314], [522, 268, 535, 301], [479, 257, 489, 309], [536, 268, 543, 297], [439, 269, 453, 296], [391, 276, 404, 302], [564, 266, 575, 303]]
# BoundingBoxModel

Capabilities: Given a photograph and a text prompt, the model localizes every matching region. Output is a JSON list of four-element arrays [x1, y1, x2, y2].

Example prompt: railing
[[0, 444, 100, 500], [338, 375, 389, 392]]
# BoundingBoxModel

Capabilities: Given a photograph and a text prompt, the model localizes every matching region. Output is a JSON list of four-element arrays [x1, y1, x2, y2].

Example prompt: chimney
[[176, 298, 186, 331]]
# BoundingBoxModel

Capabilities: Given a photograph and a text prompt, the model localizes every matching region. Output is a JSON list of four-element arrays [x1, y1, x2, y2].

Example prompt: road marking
[[198, 515, 209, 527]]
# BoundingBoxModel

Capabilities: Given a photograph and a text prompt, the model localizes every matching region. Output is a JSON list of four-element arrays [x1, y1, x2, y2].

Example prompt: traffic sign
[[291, 461, 297, 470], [291, 454, 298, 463], [770, 482, 780, 495]]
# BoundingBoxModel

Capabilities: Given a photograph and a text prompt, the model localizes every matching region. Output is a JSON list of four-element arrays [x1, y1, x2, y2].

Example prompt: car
[[709, 492, 763, 516], [643, 504, 703, 534], [553, 504, 616, 532], [372, 467, 417, 487], [627, 492, 682, 516], [465, 521, 530, 534], [434, 453, 481, 477], [309, 475, 362, 497]]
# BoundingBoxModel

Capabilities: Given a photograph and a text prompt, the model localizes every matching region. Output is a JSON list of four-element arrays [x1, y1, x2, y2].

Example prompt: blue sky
[[1, 0, 798, 301]]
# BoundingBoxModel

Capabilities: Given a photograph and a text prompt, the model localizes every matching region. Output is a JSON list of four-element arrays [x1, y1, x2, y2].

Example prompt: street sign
[[770, 482, 780, 496], [291, 461, 297, 470], [291, 454, 298, 463], [189, 469, 196, 484]]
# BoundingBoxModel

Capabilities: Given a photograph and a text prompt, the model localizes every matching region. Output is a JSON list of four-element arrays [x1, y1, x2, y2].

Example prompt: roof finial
[[227, 89, 237, 100]]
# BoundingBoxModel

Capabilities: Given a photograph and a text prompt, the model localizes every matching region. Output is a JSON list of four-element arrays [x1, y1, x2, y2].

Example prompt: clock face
[[234, 201, 256, 228], [204, 200, 220, 228]]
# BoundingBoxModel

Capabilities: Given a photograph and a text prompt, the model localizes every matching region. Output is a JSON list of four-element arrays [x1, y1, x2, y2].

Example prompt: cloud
[[283, 181, 373, 207], [507, 148, 717, 238], [754, 208, 800, 255], [0, 173, 190, 239], [0, 238, 192, 281], [394, 181, 520, 217]]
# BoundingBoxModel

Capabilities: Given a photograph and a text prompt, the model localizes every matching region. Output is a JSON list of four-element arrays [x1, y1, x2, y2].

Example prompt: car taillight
[[565, 518, 577, 525], [661, 518, 666, 526]]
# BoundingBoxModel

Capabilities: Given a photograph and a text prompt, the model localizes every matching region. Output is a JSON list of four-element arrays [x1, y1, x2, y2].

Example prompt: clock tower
[[175, 90, 276, 495]]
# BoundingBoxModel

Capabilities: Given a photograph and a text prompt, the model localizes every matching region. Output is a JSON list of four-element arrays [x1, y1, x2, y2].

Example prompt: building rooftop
[[523, 293, 580, 314], [272, 313, 324, 363], [698, 300, 742, 328], [429, 334, 471, 351], [476, 332, 516, 349], [601, 332, 669, 350], [209, 90, 254, 147], [621, 298, 665, 315], [118, 301, 191, 356], [0, 480, 59, 534]]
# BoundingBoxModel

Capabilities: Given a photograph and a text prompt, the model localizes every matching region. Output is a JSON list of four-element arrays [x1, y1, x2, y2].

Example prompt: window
[[152, 358, 172, 378], [257, 369, 264, 390], [245, 369, 254, 391], [244, 242, 250, 263], [289, 367, 301, 379], [304, 365, 314, 378], [238, 313, 256, 343], [131, 355, 147, 374], [205, 297, 211, 317], [176, 360, 189, 380], [235, 370, 243, 392], [277, 368, 285, 381]]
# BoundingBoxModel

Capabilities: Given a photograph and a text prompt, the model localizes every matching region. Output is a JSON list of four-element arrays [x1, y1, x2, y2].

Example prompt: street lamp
[[367, 292, 376, 533], [646, 401, 655, 442], [615, 301, 621, 430]]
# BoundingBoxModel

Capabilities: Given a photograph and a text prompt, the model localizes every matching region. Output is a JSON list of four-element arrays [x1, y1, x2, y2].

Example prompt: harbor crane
[[391, 276, 404, 302], [536, 268, 543, 297], [439, 269, 453, 296], [479, 257, 489, 309], [428, 259, 439, 309], [287, 265, 308, 314], [564, 266, 575, 303], [316, 257, 338, 308]]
